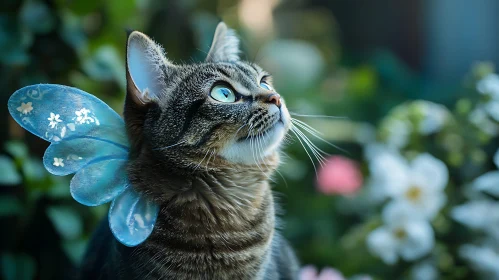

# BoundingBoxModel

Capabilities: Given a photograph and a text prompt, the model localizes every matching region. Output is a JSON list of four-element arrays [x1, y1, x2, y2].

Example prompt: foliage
[[1, 0, 499, 279]]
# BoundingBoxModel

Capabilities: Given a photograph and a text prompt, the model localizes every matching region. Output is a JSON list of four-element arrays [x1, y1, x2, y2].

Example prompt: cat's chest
[[116, 197, 275, 280]]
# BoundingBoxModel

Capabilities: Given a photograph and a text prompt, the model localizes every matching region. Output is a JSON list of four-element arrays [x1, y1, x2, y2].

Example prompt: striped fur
[[80, 23, 299, 279]]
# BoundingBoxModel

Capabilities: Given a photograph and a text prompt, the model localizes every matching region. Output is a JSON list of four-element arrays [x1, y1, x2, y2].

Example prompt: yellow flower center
[[405, 186, 422, 202], [393, 228, 407, 240]]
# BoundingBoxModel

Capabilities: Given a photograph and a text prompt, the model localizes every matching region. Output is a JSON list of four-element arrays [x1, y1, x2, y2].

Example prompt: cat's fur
[[79, 22, 299, 280]]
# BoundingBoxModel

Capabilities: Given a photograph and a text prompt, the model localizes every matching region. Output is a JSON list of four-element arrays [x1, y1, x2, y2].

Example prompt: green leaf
[[4, 141, 28, 160], [0, 196, 22, 216], [1, 253, 36, 280], [62, 239, 88, 265], [22, 157, 47, 181], [0, 155, 21, 185], [46, 206, 83, 240]]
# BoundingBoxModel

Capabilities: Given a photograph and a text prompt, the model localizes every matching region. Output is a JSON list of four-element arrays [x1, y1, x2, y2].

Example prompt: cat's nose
[[266, 93, 281, 108]]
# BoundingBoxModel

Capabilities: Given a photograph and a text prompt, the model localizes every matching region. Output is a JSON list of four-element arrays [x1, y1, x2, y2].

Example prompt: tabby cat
[[79, 22, 299, 280]]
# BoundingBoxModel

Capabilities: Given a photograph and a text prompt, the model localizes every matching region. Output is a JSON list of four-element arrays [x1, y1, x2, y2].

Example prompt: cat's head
[[124, 22, 290, 172]]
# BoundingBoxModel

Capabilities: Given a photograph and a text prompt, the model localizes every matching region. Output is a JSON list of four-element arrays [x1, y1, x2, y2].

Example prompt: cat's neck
[[120, 152, 279, 279]]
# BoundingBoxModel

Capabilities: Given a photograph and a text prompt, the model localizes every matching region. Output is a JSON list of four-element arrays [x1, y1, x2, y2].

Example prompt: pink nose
[[267, 94, 281, 107]]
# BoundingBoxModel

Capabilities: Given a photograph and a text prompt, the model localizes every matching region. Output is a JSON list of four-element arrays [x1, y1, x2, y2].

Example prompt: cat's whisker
[[234, 123, 248, 138], [252, 139, 265, 174], [154, 140, 187, 151], [194, 149, 211, 171], [291, 118, 349, 155], [290, 127, 318, 177], [257, 130, 278, 183], [291, 126, 327, 168], [290, 112, 348, 119], [291, 118, 323, 136], [291, 122, 331, 158], [292, 126, 328, 168]]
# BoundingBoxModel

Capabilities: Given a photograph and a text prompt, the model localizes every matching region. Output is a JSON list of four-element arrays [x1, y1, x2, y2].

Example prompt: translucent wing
[[109, 186, 160, 247], [43, 138, 128, 176], [8, 84, 159, 247], [7, 84, 128, 147]]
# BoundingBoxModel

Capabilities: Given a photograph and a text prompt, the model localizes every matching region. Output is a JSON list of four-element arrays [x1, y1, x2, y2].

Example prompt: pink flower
[[299, 265, 346, 280], [317, 156, 363, 195]]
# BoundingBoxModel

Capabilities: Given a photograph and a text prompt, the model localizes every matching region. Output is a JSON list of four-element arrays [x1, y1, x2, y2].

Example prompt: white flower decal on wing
[[17, 102, 33, 115], [48, 112, 62, 129], [53, 158, 64, 167], [74, 108, 100, 125]]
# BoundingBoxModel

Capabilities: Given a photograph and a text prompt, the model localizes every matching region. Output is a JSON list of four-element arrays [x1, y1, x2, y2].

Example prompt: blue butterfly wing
[[7, 84, 128, 147], [43, 138, 128, 176], [8, 84, 131, 206], [8, 84, 159, 246], [71, 158, 129, 206], [109, 187, 160, 247]]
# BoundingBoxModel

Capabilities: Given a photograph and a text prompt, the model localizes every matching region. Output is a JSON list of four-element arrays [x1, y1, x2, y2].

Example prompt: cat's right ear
[[126, 31, 174, 105]]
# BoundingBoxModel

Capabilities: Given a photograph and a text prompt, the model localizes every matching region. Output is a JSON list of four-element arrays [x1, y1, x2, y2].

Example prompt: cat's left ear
[[126, 31, 175, 105], [205, 22, 241, 63]]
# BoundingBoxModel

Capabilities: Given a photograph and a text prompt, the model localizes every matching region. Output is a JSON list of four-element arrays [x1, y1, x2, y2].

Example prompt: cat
[[79, 22, 300, 280]]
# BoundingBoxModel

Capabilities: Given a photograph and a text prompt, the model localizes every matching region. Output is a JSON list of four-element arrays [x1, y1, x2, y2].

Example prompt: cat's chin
[[219, 122, 287, 165]]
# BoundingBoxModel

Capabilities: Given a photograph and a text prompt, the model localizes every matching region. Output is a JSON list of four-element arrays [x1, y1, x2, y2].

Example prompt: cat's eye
[[260, 81, 273, 91], [210, 85, 236, 103]]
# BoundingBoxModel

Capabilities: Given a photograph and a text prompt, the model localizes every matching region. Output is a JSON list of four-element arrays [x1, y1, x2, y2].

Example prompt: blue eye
[[260, 81, 273, 91], [210, 85, 236, 103]]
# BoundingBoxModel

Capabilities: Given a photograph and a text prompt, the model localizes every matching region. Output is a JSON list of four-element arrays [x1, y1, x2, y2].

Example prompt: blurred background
[[2, 0, 499, 279]]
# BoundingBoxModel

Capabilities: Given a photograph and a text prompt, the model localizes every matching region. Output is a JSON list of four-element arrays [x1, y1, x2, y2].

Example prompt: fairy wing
[[8, 84, 128, 146], [8, 84, 159, 246], [109, 187, 160, 247]]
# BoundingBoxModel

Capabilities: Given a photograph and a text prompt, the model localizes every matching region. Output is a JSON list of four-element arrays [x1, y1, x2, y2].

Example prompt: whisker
[[290, 112, 348, 119], [234, 123, 248, 138], [291, 119, 350, 155], [194, 149, 210, 171], [153, 140, 187, 151], [290, 127, 318, 177], [291, 118, 323, 136], [292, 126, 327, 167]]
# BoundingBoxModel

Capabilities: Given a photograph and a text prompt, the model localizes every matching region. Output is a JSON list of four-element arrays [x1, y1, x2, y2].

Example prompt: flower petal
[[43, 138, 128, 176], [399, 220, 435, 261], [472, 171, 499, 197], [368, 149, 410, 198], [70, 159, 128, 206], [460, 244, 499, 277], [366, 226, 399, 265], [410, 153, 448, 191], [109, 187, 160, 247], [451, 200, 493, 230]]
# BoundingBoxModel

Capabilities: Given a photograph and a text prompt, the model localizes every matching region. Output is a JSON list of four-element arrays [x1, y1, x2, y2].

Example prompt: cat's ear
[[126, 31, 174, 105], [205, 22, 241, 63]]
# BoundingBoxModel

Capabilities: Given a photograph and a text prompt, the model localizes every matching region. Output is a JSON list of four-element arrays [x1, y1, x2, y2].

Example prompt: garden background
[[2, 0, 499, 279]]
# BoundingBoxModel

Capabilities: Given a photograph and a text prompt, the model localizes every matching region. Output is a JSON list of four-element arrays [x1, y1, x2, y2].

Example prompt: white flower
[[452, 200, 499, 241], [494, 148, 499, 168], [471, 171, 499, 197], [385, 119, 411, 149], [53, 158, 64, 167], [367, 202, 435, 264], [477, 73, 499, 99], [469, 107, 499, 136], [16, 102, 33, 115], [460, 243, 499, 278], [47, 112, 62, 129], [418, 102, 448, 135], [366, 146, 409, 193], [368, 149, 448, 219], [411, 261, 438, 280], [484, 101, 499, 122]]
